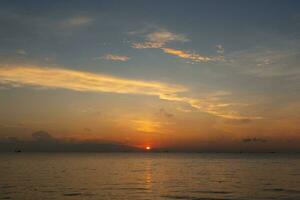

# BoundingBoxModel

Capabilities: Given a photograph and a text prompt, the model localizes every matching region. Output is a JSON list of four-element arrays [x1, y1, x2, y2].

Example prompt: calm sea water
[[0, 153, 300, 200]]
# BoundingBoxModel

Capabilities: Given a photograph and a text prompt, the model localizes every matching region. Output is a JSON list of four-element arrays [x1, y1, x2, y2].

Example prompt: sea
[[0, 153, 299, 200]]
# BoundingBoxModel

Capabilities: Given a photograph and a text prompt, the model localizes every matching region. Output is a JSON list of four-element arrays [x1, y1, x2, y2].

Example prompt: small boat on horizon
[[14, 148, 22, 153]]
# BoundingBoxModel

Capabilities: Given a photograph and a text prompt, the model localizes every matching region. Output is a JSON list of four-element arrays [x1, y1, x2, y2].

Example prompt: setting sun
[[146, 146, 151, 150]]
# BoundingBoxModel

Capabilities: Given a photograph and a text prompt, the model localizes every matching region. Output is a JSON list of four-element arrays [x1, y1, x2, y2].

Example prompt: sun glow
[[146, 146, 151, 150]]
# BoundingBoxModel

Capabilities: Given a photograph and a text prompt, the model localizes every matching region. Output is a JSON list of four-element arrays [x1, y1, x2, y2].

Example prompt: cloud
[[61, 16, 93, 28], [132, 30, 188, 49], [32, 130, 55, 142], [216, 45, 224, 54], [227, 47, 300, 78], [132, 42, 163, 49], [158, 108, 174, 118], [147, 30, 188, 43], [162, 48, 214, 63], [154, 92, 259, 120], [131, 29, 221, 63], [0, 65, 185, 96], [95, 54, 130, 61], [16, 49, 27, 56], [84, 128, 92, 132], [242, 137, 268, 143], [224, 118, 253, 124], [0, 131, 140, 152], [0, 65, 258, 120], [132, 119, 163, 133]]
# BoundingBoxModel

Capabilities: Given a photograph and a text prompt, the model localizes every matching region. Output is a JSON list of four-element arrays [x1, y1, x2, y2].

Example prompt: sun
[[146, 146, 151, 150]]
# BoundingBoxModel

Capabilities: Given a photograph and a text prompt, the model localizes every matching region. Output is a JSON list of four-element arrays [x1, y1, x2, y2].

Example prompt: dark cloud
[[235, 119, 252, 123], [242, 137, 268, 143], [0, 131, 140, 152], [32, 130, 55, 141], [17, 122, 24, 126], [224, 118, 253, 125], [84, 128, 92, 132], [158, 108, 174, 118]]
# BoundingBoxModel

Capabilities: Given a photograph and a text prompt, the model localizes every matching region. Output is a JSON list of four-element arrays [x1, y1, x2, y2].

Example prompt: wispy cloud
[[0, 65, 185, 96], [227, 47, 300, 77], [61, 16, 93, 28], [162, 48, 214, 63], [131, 119, 163, 133], [16, 49, 27, 56], [158, 93, 259, 120], [95, 54, 130, 62], [132, 29, 221, 63], [216, 45, 225, 54], [132, 30, 188, 49], [0, 65, 258, 120]]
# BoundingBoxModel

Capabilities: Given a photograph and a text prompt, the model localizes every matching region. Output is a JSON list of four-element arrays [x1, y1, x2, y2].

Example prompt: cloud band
[[0, 65, 257, 120]]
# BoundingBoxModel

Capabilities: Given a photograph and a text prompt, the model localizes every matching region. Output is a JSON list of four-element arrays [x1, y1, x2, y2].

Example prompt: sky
[[0, 0, 300, 152]]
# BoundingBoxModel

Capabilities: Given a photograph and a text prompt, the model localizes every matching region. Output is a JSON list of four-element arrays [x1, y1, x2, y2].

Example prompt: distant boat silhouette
[[14, 148, 22, 153]]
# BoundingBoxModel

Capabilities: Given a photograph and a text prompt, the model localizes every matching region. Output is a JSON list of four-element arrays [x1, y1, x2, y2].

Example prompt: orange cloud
[[131, 29, 221, 63], [0, 65, 185, 96], [162, 48, 213, 62], [0, 65, 258, 120], [131, 119, 163, 133]]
